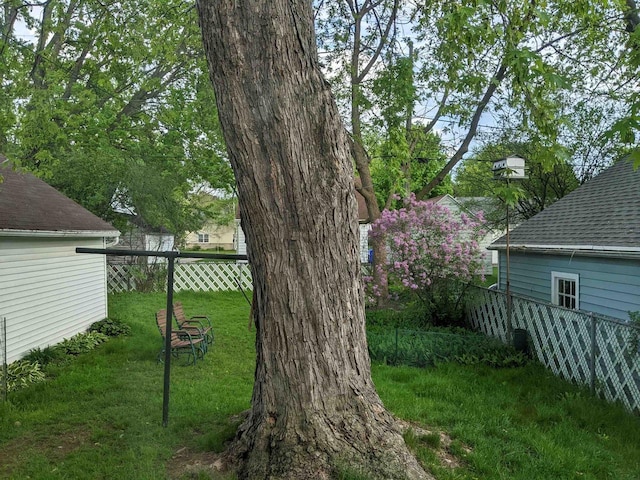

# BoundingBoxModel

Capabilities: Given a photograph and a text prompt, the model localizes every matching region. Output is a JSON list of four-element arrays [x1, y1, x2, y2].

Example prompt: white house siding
[[234, 220, 247, 256], [0, 236, 109, 363], [359, 223, 371, 263], [145, 233, 174, 264], [497, 251, 640, 321]]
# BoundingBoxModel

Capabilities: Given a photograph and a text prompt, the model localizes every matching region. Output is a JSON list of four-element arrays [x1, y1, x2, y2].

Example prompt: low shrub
[[366, 283, 477, 328], [1, 360, 46, 392], [89, 318, 132, 337], [367, 326, 529, 369], [21, 345, 66, 366], [129, 265, 167, 293], [366, 302, 430, 329], [6, 330, 113, 394], [58, 331, 108, 356]]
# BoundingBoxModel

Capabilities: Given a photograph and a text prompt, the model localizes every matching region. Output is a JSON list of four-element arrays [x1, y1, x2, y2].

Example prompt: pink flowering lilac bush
[[367, 195, 486, 325]]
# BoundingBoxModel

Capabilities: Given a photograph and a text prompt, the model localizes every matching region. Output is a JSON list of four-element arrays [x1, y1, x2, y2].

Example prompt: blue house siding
[[498, 251, 640, 321]]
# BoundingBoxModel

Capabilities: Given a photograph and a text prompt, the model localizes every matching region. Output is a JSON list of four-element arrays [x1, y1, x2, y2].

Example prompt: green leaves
[[2, 0, 232, 237], [372, 56, 417, 130], [454, 138, 580, 223], [0, 360, 46, 393]]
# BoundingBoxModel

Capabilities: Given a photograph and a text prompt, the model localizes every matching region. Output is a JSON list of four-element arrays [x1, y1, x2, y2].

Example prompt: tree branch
[[356, 0, 398, 83], [625, 0, 639, 33], [416, 62, 508, 199], [29, 0, 53, 88], [0, 5, 17, 59]]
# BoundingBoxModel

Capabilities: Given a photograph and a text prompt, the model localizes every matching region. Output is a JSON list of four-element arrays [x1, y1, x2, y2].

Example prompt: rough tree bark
[[197, 1, 430, 479]]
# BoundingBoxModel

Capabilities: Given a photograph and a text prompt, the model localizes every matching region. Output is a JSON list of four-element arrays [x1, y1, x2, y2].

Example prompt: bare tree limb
[[416, 62, 508, 199], [356, 0, 398, 83]]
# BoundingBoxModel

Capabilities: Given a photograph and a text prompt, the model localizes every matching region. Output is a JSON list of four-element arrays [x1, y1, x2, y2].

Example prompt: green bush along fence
[[466, 286, 640, 414], [366, 326, 527, 368]]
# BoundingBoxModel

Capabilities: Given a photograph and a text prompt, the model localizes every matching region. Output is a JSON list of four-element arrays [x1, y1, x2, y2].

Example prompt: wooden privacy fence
[[466, 287, 640, 414], [107, 262, 253, 293]]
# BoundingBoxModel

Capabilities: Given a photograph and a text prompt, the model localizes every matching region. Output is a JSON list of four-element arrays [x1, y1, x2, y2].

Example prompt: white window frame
[[197, 233, 209, 243], [551, 271, 580, 310]]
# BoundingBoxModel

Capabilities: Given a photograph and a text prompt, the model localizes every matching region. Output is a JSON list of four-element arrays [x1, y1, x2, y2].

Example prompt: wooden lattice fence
[[466, 287, 640, 414], [107, 262, 253, 293]]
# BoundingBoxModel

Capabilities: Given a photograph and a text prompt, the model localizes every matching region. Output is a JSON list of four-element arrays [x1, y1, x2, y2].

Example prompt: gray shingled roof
[[491, 159, 640, 250], [0, 158, 119, 235]]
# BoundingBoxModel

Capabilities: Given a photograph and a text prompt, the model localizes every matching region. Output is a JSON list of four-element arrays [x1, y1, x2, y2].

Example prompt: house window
[[197, 233, 209, 243], [551, 272, 579, 310]]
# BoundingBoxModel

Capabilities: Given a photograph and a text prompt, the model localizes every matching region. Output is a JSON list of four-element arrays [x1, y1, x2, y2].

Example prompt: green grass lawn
[[1, 292, 639, 479]]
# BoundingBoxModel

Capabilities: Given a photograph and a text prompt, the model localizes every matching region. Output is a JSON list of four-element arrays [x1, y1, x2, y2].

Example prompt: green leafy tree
[[608, 0, 640, 166], [1, 0, 232, 235], [368, 51, 452, 209], [316, 0, 401, 300], [411, 0, 638, 197], [369, 128, 451, 210], [316, 0, 639, 199], [454, 140, 580, 224]]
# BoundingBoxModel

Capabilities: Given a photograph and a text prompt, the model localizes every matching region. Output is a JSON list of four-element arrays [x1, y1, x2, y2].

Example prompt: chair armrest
[[189, 315, 212, 328], [175, 329, 196, 342], [181, 321, 209, 334]]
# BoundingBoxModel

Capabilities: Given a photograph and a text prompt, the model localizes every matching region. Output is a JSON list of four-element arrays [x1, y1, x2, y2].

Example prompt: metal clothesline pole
[[76, 247, 247, 426]]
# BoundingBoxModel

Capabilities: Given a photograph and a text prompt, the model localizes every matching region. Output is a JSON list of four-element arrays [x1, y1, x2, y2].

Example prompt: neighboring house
[[235, 189, 372, 263], [489, 159, 640, 321], [0, 159, 120, 364], [425, 194, 499, 274], [185, 223, 235, 251], [113, 226, 174, 264], [185, 194, 236, 251]]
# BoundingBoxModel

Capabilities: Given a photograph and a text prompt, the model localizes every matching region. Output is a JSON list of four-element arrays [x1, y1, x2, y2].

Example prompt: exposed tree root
[[222, 411, 434, 480], [166, 415, 474, 480]]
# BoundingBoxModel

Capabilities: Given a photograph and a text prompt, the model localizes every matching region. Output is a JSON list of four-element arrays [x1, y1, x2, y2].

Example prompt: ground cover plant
[[2, 327, 120, 394], [0, 292, 638, 479], [367, 326, 528, 368], [365, 302, 528, 368]]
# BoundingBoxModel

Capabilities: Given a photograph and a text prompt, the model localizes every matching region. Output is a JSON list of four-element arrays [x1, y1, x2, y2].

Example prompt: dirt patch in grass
[[166, 412, 248, 479], [0, 426, 93, 475], [166, 446, 232, 479], [398, 419, 472, 470]]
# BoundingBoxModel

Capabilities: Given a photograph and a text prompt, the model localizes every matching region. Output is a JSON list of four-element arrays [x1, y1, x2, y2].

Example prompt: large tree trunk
[[196, 1, 430, 479]]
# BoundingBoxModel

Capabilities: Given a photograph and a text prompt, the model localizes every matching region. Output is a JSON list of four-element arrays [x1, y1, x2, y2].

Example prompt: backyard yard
[[1, 291, 639, 479]]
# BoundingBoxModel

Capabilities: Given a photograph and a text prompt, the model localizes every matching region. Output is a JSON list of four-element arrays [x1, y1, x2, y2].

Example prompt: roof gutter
[[0, 229, 121, 238], [488, 243, 640, 259]]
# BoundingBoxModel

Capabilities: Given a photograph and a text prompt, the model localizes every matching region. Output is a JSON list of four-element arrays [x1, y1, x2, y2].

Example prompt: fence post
[[589, 313, 597, 394], [506, 290, 513, 345]]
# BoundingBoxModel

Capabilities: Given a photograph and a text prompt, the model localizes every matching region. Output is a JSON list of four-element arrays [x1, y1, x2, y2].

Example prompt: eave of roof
[[488, 243, 640, 259], [0, 228, 120, 238]]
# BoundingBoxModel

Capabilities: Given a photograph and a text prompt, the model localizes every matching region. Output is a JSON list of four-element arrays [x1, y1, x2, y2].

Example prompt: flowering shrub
[[367, 195, 486, 324]]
